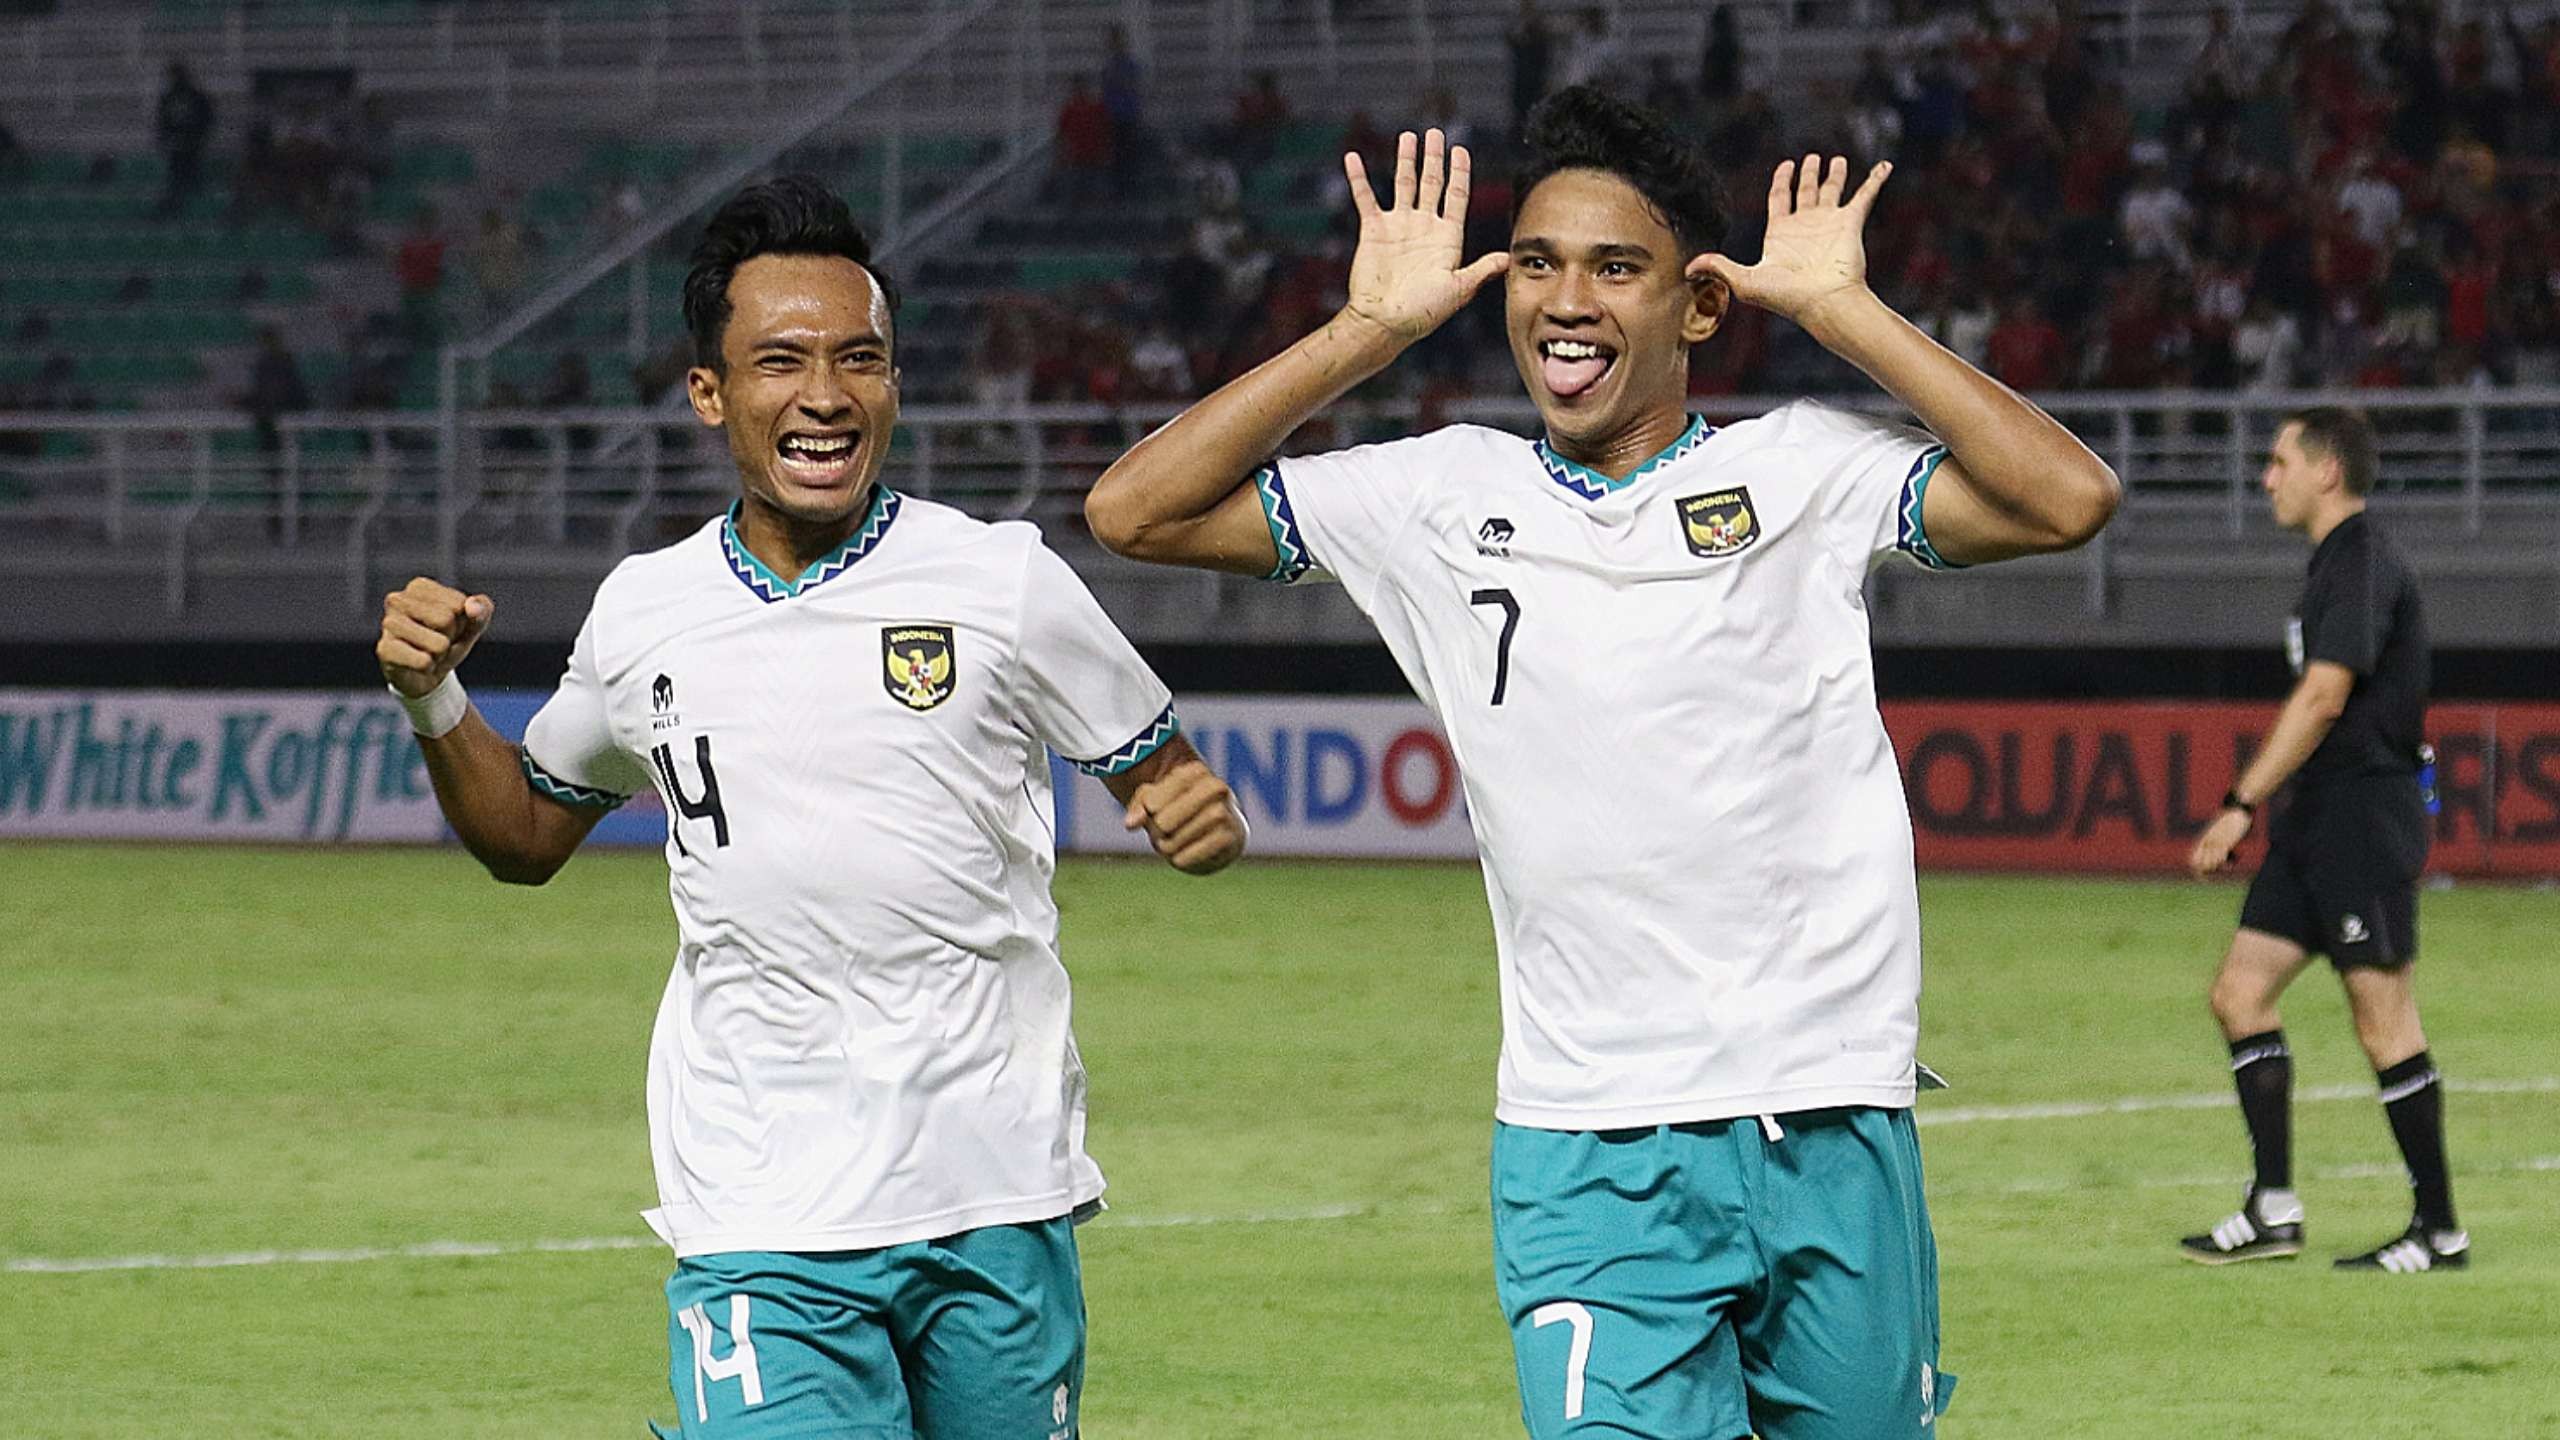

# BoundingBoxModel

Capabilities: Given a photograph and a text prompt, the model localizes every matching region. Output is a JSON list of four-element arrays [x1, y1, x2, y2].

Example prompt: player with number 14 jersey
[[377, 177, 1248, 1440]]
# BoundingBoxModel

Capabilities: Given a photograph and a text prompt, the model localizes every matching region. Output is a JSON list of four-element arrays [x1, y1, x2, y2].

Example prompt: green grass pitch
[[3, 843, 2555, 1437]]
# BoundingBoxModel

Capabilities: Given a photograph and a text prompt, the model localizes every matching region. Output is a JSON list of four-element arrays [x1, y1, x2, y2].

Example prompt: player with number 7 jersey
[[376, 178, 1247, 1440], [1086, 89, 2116, 1439]]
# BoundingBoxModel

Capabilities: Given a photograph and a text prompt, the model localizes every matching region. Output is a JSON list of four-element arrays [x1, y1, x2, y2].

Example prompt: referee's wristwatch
[[2220, 790, 2256, 831]]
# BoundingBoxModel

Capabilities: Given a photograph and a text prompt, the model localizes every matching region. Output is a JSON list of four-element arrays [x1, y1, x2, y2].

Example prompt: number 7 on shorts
[[1531, 1301, 1594, 1421]]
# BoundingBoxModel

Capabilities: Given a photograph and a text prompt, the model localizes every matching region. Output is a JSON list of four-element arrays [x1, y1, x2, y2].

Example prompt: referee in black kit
[[2175, 406, 2465, 1273]]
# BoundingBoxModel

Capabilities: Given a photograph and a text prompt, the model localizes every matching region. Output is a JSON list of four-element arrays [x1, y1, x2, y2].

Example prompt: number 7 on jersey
[[1469, 587, 1521, 705]]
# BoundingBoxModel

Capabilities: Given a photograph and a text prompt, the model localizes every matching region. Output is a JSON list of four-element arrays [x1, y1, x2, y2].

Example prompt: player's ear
[[1682, 263, 1728, 345], [686, 365, 725, 428]]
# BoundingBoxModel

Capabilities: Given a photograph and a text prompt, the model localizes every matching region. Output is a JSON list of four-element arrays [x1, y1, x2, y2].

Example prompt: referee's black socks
[[2228, 1029, 2293, 1194], [2377, 1051, 2458, 1232]]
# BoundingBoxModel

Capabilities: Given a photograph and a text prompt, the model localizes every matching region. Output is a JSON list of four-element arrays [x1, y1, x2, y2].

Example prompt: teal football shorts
[[1493, 1107, 1955, 1439], [655, 1216, 1084, 1440]]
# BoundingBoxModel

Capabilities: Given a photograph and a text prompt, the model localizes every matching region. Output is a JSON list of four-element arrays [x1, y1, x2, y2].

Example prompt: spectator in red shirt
[[1225, 70, 1289, 171], [1897, 221, 1955, 296], [1987, 295, 2068, 392], [394, 205, 447, 342], [2442, 237, 2496, 351], [2100, 265, 2159, 388], [1052, 75, 1113, 204]]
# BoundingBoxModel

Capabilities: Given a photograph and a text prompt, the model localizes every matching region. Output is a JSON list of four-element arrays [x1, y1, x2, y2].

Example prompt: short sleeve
[[1253, 433, 1443, 607], [1780, 401, 1962, 574], [521, 610, 650, 809], [2304, 539, 2382, 674], [1015, 538, 1180, 777]]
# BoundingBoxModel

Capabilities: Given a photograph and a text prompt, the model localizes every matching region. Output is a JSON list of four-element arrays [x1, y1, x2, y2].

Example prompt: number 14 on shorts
[[676, 1296, 766, 1423]]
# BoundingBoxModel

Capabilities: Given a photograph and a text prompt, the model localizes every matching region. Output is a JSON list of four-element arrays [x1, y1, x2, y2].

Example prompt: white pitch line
[[1944, 1153, 2560, 1199], [6, 1234, 662, 1275], [1092, 1201, 1441, 1231], [1, 1206, 1452, 1276], [9, 1078, 2553, 1277], [1918, 1074, 2558, 1127]]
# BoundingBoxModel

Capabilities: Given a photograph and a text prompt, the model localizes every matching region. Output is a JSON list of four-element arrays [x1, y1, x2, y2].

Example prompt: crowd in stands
[[13, 0, 2560, 435], [1797, 0, 2560, 395], [1012, 0, 2560, 408]]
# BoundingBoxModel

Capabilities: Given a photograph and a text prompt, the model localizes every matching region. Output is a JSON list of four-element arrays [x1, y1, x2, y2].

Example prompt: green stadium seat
[[80, 352, 208, 387], [591, 369, 639, 406], [1261, 207, 1333, 244], [298, 430, 367, 458], [904, 135, 989, 171], [1018, 253, 1136, 291], [1270, 122, 1347, 162]]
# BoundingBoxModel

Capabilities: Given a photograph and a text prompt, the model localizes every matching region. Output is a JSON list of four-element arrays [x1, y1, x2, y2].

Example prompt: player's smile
[[773, 426, 867, 492]]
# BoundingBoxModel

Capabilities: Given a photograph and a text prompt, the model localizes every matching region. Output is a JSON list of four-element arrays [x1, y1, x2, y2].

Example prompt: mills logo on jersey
[[1677, 487, 1760, 557], [882, 625, 958, 711]]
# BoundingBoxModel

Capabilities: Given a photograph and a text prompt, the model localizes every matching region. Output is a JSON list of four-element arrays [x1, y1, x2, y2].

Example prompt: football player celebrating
[[378, 176, 1245, 1439], [1086, 89, 2114, 1440]]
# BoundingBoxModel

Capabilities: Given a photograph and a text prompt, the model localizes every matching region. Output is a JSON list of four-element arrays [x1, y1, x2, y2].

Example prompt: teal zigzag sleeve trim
[[1894, 446, 1966, 571], [520, 751, 630, 810], [1071, 705, 1182, 778], [1253, 465, 1317, 583]]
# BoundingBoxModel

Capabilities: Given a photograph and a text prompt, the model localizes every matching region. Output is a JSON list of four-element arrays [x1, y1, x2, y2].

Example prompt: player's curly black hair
[[682, 174, 900, 371], [1513, 85, 1728, 258]]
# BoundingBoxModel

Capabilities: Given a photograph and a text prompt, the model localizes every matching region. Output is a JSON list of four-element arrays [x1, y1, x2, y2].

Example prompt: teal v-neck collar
[[1534, 414, 1716, 501], [719, 486, 901, 603]]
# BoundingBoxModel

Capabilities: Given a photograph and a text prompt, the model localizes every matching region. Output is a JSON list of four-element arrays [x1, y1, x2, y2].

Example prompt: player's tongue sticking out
[[1540, 340, 1614, 399]]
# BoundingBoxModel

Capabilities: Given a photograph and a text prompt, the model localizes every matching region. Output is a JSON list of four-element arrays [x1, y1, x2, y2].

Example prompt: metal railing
[[1, 0, 2275, 150], [5, 387, 2558, 618]]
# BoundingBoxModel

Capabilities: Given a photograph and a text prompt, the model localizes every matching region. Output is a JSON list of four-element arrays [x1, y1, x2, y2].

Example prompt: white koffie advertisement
[[0, 690, 444, 843]]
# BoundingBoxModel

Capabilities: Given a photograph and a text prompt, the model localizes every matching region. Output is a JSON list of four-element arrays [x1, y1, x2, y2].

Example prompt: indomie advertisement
[[1054, 696, 1477, 859]]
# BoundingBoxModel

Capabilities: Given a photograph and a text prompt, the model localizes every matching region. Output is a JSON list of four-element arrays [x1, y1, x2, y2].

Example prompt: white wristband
[[393, 673, 470, 739]]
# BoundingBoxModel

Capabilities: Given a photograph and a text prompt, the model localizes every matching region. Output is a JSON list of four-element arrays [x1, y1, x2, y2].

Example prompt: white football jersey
[[1257, 402, 1955, 1129], [521, 488, 1177, 1256]]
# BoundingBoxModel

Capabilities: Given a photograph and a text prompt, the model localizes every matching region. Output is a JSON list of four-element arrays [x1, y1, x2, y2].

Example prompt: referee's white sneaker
[[2178, 1187, 2305, 1264], [2335, 1222, 2470, 1273]]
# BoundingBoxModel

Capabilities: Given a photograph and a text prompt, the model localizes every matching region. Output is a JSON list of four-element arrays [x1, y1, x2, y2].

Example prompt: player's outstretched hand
[[377, 577, 494, 699], [2187, 808, 2252, 878], [1124, 759, 1248, 875], [1689, 155, 1889, 328], [1341, 127, 1510, 344]]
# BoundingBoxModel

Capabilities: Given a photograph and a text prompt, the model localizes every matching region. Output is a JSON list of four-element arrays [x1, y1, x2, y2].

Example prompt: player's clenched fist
[[377, 577, 495, 698], [1123, 760, 1248, 875]]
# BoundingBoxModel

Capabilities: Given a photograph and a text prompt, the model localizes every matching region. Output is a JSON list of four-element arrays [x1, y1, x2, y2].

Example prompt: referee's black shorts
[[2239, 776, 2430, 970]]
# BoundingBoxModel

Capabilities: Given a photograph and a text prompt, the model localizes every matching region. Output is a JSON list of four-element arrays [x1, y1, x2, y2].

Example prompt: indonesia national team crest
[[1678, 488, 1760, 557], [882, 624, 957, 711]]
